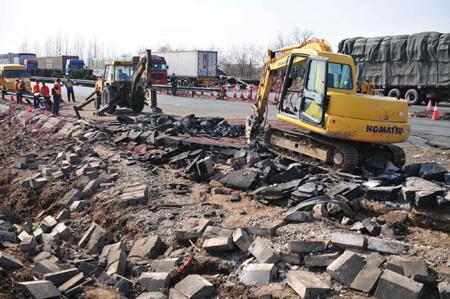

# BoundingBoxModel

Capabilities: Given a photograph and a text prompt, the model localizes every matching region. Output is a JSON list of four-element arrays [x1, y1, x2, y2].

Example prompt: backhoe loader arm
[[245, 39, 332, 142], [131, 49, 152, 101]]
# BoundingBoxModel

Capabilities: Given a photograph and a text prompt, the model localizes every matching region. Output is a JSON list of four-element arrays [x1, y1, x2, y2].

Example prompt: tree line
[[18, 27, 313, 80]]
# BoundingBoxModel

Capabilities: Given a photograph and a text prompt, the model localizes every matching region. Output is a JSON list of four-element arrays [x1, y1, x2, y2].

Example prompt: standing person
[[19, 79, 31, 105], [65, 77, 76, 102], [51, 85, 61, 116], [54, 77, 64, 103], [40, 82, 52, 110], [14, 78, 21, 103], [169, 73, 177, 96], [32, 80, 40, 108]]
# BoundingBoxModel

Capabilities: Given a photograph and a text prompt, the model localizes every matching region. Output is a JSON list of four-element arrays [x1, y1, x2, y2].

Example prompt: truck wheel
[[131, 87, 145, 113], [387, 88, 401, 99], [177, 80, 182, 87], [425, 93, 445, 105], [183, 79, 189, 87], [405, 89, 421, 105]]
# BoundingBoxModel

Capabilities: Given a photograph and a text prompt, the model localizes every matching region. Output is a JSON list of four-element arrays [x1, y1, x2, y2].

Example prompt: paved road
[[47, 83, 450, 150]]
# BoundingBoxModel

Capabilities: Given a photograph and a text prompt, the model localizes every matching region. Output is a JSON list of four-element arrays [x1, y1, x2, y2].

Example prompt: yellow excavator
[[246, 39, 410, 172]]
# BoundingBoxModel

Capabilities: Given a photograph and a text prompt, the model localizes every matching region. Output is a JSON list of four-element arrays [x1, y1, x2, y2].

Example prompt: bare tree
[[157, 41, 172, 52], [19, 38, 29, 52], [291, 27, 314, 44], [71, 33, 85, 59]]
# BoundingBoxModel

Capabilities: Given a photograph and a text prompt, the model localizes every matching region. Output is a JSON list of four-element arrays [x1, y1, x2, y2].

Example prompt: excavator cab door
[[299, 57, 328, 126]]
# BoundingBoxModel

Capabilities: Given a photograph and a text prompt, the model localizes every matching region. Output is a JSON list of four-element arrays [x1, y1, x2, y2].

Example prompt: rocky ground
[[1, 101, 450, 299]]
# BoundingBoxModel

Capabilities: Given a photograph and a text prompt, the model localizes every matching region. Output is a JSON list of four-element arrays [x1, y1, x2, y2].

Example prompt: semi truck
[[91, 55, 168, 84], [153, 50, 217, 86], [37, 55, 86, 76], [0, 53, 37, 67], [338, 32, 450, 104]]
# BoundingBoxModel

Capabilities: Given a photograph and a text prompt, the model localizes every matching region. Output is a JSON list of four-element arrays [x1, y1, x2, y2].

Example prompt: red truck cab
[[138, 55, 167, 85]]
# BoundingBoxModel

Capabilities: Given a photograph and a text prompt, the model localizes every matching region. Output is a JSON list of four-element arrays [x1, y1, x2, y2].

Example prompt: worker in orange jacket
[[40, 82, 52, 110], [14, 78, 21, 103], [32, 80, 40, 108], [54, 77, 64, 103]]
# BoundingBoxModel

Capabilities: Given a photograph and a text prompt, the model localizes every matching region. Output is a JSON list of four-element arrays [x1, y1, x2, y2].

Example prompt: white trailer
[[153, 50, 217, 86]]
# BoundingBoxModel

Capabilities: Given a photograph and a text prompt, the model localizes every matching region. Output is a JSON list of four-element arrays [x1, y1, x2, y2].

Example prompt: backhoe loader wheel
[[131, 87, 145, 113], [102, 86, 117, 114]]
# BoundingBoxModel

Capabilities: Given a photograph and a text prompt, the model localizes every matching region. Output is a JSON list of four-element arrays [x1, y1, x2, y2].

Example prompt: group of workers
[[13, 77, 76, 117]]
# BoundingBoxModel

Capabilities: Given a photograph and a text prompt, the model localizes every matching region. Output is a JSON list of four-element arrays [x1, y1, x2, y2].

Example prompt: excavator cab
[[279, 55, 328, 126]]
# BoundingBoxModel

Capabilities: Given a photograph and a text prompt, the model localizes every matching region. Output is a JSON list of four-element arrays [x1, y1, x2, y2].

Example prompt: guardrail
[[1, 89, 49, 103], [30, 76, 227, 100]]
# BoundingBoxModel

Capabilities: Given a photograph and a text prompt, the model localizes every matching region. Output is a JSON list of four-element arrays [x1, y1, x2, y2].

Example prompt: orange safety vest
[[33, 83, 40, 94], [54, 82, 61, 95], [41, 86, 50, 96], [14, 82, 19, 92]]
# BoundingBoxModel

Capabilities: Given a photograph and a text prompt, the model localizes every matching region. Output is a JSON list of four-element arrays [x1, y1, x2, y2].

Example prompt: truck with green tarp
[[338, 32, 450, 104]]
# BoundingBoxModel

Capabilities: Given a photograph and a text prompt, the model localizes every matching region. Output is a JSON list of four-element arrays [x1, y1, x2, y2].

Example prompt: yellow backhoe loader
[[246, 39, 410, 172]]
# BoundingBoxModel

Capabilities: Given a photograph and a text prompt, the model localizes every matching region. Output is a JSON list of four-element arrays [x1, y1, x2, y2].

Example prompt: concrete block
[[51, 223, 71, 241], [33, 251, 54, 264], [33, 259, 61, 274], [366, 252, 385, 269], [350, 267, 382, 293], [44, 268, 79, 287], [374, 269, 424, 299], [51, 170, 65, 180], [0, 231, 16, 242], [136, 292, 167, 299], [30, 177, 48, 189], [151, 258, 178, 272], [66, 153, 80, 164], [78, 222, 113, 254], [248, 237, 280, 264], [56, 209, 71, 222], [69, 200, 85, 212], [114, 277, 132, 296], [246, 219, 285, 237], [138, 272, 170, 292], [0, 251, 23, 270], [403, 259, 428, 280], [18, 231, 31, 242], [128, 236, 162, 263], [202, 237, 234, 252], [20, 236, 37, 252], [18, 280, 61, 299], [40, 216, 57, 233], [58, 272, 84, 294], [82, 179, 100, 197], [331, 233, 367, 250], [367, 238, 404, 255], [438, 281, 450, 299], [232, 228, 252, 253], [241, 263, 276, 286], [202, 226, 233, 239], [103, 242, 127, 276], [286, 270, 331, 298], [304, 252, 340, 268], [60, 189, 82, 208], [290, 238, 325, 253], [174, 274, 213, 298], [326, 251, 365, 284], [280, 253, 302, 265], [175, 218, 210, 241]]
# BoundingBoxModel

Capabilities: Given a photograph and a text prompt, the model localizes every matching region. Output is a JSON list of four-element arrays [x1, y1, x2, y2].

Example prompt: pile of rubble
[[2, 102, 450, 298]]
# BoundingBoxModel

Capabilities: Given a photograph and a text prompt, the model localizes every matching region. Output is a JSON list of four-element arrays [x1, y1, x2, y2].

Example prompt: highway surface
[[47, 83, 450, 150]]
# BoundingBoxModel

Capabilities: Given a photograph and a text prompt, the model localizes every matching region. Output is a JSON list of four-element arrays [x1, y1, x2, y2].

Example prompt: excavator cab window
[[279, 55, 308, 115], [299, 57, 328, 125]]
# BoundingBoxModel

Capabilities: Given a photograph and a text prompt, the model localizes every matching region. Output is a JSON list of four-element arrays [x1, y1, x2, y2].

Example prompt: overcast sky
[[1, 0, 449, 55]]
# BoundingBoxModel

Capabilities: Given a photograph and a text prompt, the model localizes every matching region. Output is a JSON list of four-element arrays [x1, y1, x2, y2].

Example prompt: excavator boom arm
[[131, 49, 152, 101]]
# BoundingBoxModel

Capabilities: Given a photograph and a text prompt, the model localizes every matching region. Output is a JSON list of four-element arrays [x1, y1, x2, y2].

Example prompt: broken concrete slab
[[174, 274, 213, 298], [58, 272, 84, 294], [365, 185, 402, 201], [374, 269, 424, 299], [103, 242, 127, 276], [82, 179, 100, 198], [39, 216, 57, 233], [136, 292, 167, 299], [245, 219, 285, 237], [283, 211, 307, 223], [30, 177, 48, 189], [367, 238, 404, 255], [386, 256, 406, 274], [44, 268, 79, 287], [0, 251, 23, 270], [51, 223, 71, 241], [350, 267, 382, 293], [438, 281, 450, 299], [219, 170, 259, 191], [138, 272, 170, 292], [286, 270, 331, 298], [366, 252, 385, 269], [331, 233, 367, 250], [232, 228, 252, 253], [18, 280, 61, 299], [221, 214, 251, 229], [281, 253, 302, 265], [403, 259, 428, 280], [33, 259, 61, 274], [419, 162, 447, 181], [290, 239, 325, 253], [202, 237, 235, 252], [78, 222, 113, 254], [202, 226, 233, 239], [175, 218, 210, 241], [151, 258, 178, 272], [128, 236, 162, 263], [304, 252, 340, 268], [0, 231, 16, 242], [20, 236, 37, 252], [248, 237, 280, 264], [326, 251, 365, 285], [241, 263, 276, 286]]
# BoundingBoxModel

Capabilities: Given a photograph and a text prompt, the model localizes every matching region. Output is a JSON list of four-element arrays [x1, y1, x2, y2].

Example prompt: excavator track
[[263, 128, 406, 173]]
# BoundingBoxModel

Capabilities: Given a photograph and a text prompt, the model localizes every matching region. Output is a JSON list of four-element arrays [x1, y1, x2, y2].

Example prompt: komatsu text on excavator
[[246, 39, 410, 173]]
